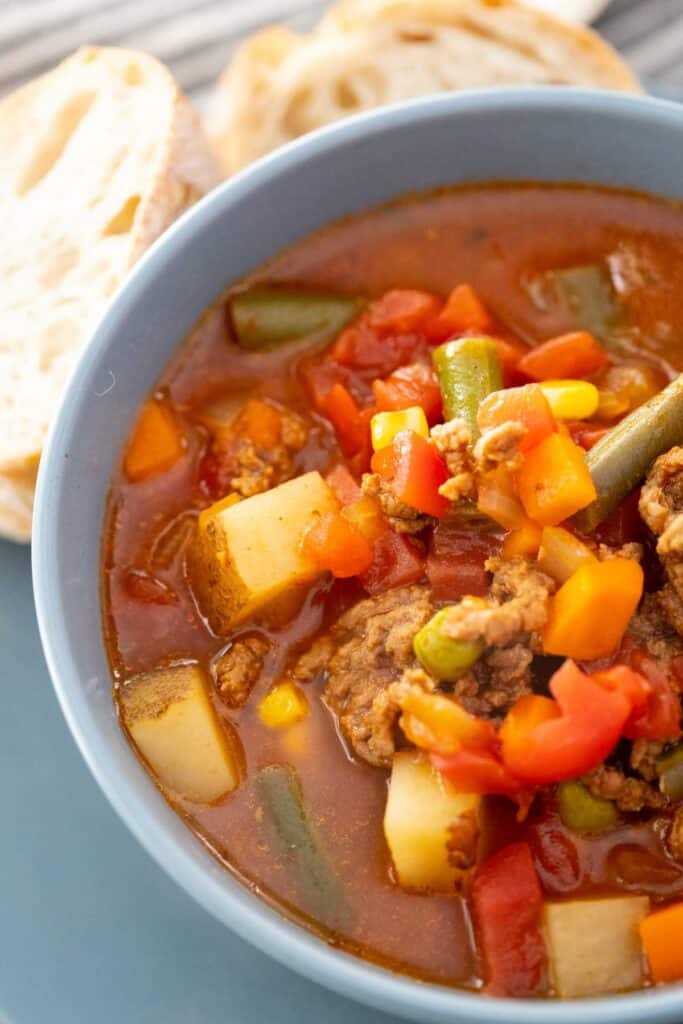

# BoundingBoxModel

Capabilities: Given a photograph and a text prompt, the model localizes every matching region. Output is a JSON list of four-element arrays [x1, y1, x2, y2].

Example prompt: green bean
[[574, 374, 683, 534], [656, 745, 683, 801], [413, 609, 484, 682], [548, 264, 619, 340], [255, 765, 350, 929], [230, 288, 363, 350], [432, 337, 502, 440], [558, 780, 618, 834]]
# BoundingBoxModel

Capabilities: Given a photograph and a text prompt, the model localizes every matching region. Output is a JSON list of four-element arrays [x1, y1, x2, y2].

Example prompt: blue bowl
[[33, 89, 683, 1023]]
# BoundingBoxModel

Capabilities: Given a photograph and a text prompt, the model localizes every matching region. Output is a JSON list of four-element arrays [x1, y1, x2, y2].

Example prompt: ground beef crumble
[[454, 643, 534, 717], [640, 447, 683, 633], [214, 634, 269, 707], [293, 585, 433, 767], [361, 472, 431, 534], [581, 764, 668, 812]]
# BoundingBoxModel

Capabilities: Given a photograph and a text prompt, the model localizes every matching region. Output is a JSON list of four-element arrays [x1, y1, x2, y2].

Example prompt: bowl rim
[[33, 86, 683, 1023]]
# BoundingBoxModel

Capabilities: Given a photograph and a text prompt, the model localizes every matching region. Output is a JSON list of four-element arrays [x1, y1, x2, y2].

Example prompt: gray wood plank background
[[0, 0, 679, 102]]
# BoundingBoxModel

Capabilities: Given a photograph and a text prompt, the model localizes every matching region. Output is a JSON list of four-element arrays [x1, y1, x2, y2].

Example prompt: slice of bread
[[0, 46, 220, 542], [208, 0, 639, 175]]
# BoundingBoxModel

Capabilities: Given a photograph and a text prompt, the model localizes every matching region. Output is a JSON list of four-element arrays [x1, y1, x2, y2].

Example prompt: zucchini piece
[[574, 374, 683, 533], [256, 765, 350, 928], [432, 336, 502, 441], [230, 288, 363, 350]]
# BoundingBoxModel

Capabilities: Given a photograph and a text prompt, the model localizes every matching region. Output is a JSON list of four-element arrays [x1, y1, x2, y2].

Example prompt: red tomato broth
[[103, 183, 683, 994]]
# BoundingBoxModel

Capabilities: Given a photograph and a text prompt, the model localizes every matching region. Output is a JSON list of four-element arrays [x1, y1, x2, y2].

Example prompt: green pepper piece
[[656, 745, 683, 800], [229, 288, 363, 350], [255, 765, 351, 928], [574, 374, 683, 534], [413, 609, 485, 682], [558, 780, 618, 834], [548, 264, 619, 341], [432, 336, 502, 441]]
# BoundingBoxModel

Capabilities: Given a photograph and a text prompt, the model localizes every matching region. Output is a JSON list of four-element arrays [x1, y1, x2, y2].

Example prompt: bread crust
[[0, 47, 220, 541], [208, 0, 640, 174]]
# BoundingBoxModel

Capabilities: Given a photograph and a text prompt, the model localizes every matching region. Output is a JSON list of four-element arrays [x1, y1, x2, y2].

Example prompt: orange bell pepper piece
[[542, 558, 644, 660], [518, 331, 608, 381], [501, 519, 543, 560], [516, 433, 597, 526], [124, 399, 185, 482], [640, 902, 683, 983]]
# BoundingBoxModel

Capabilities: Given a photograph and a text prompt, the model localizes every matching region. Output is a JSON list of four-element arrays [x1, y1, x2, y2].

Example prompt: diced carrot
[[640, 902, 683, 983], [516, 433, 597, 526], [502, 519, 543, 560], [302, 511, 374, 578], [542, 558, 644, 660], [423, 284, 493, 342], [518, 331, 608, 381], [124, 399, 185, 482], [325, 464, 362, 505], [478, 384, 556, 454], [239, 398, 282, 448], [324, 383, 373, 472]]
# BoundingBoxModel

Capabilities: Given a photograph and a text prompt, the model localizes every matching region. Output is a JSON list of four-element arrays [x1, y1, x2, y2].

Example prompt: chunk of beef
[[439, 556, 554, 648], [668, 806, 683, 863], [640, 447, 683, 631], [201, 398, 307, 499], [361, 472, 431, 534], [630, 739, 666, 782], [294, 585, 433, 767], [454, 642, 534, 717], [581, 764, 668, 812], [214, 634, 269, 707]]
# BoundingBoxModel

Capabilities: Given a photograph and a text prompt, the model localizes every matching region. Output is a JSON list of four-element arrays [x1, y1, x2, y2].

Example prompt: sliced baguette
[[0, 46, 220, 542], [209, 0, 639, 175]]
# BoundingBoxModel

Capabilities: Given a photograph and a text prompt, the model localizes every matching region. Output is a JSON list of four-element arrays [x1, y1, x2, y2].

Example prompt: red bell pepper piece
[[433, 748, 523, 798], [371, 430, 450, 518], [302, 511, 374, 578], [478, 384, 557, 454], [470, 842, 546, 997], [622, 652, 681, 741], [567, 420, 610, 451], [518, 331, 608, 381], [359, 530, 425, 595], [372, 362, 443, 424], [423, 283, 493, 342], [426, 523, 499, 599], [501, 660, 650, 785]]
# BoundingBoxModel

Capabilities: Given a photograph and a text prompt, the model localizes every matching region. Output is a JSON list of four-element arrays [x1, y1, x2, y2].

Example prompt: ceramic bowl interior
[[33, 89, 683, 1024]]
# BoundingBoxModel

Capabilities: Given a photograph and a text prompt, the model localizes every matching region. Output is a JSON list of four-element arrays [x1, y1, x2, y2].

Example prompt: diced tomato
[[423, 284, 493, 343], [299, 356, 348, 413], [325, 464, 362, 505], [366, 289, 443, 335], [359, 531, 425, 595], [433, 748, 523, 798], [470, 843, 546, 996], [623, 651, 681, 741], [518, 331, 608, 381], [332, 320, 425, 376], [371, 431, 450, 518], [567, 420, 610, 450], [592, 489, 642, 547], [426, 523, 499, 599], [372, 362, 443, 424], [302, 511, 374, 579], [478, 384, 557, 453]]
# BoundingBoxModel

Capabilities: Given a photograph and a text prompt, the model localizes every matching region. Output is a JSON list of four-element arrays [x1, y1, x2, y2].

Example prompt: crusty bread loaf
[[209, 0, 639, 175], [0, 46, 220, 542]]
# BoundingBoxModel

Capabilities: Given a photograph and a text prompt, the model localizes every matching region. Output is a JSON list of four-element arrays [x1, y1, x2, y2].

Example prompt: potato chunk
[[543, 895, 650, 998], [119, 663, 239, 803], [190, 470, 338, 633], [384, 750, 481, 891]]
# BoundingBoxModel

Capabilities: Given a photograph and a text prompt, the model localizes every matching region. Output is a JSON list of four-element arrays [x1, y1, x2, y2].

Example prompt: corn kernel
[[538, 380, 599, 420], [258, 682, 308, 729], [370, 406, 429, 451]]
